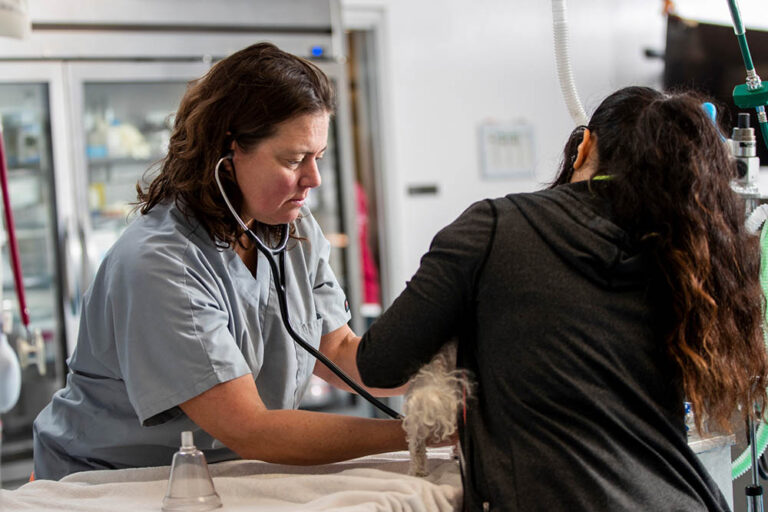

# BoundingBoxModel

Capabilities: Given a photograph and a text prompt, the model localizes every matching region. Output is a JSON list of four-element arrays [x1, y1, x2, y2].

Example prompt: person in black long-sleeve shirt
[[355, 87, 768, 511]]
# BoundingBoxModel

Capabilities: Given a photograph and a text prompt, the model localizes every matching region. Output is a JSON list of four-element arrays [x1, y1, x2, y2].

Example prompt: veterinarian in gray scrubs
[[33, 42, 408, 481], [356, 86, 768, 511]]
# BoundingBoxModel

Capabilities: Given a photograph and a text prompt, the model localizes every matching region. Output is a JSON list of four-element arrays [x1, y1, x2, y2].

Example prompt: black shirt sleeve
[[356, 199, 497, 387]]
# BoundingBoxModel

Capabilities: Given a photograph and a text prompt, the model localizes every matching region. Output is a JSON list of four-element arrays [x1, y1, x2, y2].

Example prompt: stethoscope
[[214, 155, 401, 420]]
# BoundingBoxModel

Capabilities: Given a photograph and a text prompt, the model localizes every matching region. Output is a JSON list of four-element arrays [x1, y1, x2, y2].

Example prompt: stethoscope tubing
[[215, 156, 402, 420]]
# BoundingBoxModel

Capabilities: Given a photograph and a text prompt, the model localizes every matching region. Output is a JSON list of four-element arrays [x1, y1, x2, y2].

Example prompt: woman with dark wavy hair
[[356, 86, 768, 510], [32, 42, 409, 480]]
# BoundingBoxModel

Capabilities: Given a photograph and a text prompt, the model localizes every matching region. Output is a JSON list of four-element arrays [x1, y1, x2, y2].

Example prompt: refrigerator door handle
[[77, 219, 89, 312], [60, 221, 83, 316]]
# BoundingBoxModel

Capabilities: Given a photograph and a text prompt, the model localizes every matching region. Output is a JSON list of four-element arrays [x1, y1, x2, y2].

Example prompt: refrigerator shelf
[[3, 274, 54, 291], [87, 156, 161, 168], [7, 163, 43, 173]]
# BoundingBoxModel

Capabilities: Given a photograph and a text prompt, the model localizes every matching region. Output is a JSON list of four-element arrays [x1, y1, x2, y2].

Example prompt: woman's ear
[[573, 128, 593, 170], [225, 131, 236, 153]]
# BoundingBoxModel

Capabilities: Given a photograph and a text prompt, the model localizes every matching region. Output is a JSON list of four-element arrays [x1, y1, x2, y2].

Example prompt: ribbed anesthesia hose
[[733, 205, 768, 480], [551, 0, 588, 127]]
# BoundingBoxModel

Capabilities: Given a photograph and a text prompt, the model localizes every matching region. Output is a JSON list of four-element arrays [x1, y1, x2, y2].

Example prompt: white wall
[[674, 0, 768, 30], [343, 0, 667, 301]]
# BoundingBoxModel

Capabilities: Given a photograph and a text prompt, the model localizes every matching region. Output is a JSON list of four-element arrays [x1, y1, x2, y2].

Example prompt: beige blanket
[[0, 449, 461, 511]]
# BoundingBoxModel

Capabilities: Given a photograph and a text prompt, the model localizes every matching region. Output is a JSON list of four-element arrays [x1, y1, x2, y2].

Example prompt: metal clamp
[[17, 328, 46, 376]]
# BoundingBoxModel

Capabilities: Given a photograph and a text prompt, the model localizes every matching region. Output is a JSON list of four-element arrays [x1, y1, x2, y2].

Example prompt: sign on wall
[[478, 121, 536, 180], [0, 0, 30, 39]]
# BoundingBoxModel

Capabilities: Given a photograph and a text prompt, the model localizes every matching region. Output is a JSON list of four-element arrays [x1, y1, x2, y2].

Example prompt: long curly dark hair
[[553, 86, 767, 431], [136, 42, 335, 247]]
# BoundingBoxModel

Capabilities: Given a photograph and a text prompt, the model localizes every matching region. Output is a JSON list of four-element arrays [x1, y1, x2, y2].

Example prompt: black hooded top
[[356, 181, 729, 511]]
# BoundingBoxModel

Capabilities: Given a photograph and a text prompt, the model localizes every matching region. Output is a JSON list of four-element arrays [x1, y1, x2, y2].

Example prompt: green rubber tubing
[[728, 0, 755, 71], [737, 34, 755, 72], [732, 223, 768, 480]]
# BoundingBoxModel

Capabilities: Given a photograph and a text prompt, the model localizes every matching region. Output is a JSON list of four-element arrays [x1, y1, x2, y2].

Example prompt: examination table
[[0, 448, 460, 511]]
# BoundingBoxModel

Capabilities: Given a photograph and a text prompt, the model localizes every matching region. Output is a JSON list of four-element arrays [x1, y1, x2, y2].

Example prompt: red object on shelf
[[0, 132, 31, 329], [355, 182, 381, 306]]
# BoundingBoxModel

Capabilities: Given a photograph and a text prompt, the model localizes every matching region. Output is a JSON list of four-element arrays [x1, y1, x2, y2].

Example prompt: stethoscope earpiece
[[213, 155, 289, 254]]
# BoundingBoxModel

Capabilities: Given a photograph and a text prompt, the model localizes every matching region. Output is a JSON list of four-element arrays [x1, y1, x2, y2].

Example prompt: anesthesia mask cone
[[162, 431, 222, 511]]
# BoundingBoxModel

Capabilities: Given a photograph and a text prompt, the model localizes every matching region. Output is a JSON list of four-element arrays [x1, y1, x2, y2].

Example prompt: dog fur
[[401, 340, 474, 476]]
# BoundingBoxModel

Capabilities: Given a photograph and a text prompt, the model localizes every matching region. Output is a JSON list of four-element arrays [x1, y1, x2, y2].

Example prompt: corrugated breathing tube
[[551, 0, 588, 127], [733, 205, 768, 480]]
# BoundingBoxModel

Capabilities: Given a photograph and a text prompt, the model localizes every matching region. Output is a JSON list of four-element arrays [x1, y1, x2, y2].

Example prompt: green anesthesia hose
[[732, 222, 768, 480], [728, 0, 755, 72], [736, 33, 755, 72]]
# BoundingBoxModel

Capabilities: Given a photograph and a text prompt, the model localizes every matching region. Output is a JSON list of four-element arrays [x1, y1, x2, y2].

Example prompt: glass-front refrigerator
[[0, 62, 70, 488], [0, 83, 59, 358], [83, 81, 188, 262]]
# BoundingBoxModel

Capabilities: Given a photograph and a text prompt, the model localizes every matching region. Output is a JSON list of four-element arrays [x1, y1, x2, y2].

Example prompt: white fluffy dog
[[401, 340, 475, 476]]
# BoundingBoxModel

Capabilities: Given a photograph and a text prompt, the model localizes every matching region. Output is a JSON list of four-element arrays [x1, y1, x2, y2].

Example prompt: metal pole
[[747, 416, 765, 512]]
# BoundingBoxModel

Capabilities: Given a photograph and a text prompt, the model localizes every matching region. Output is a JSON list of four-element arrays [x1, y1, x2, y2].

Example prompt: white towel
[[0, 449, 461, 511]]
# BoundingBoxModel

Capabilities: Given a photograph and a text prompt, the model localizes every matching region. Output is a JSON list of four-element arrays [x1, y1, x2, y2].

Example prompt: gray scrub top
[[33, 201, 351, 480]]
